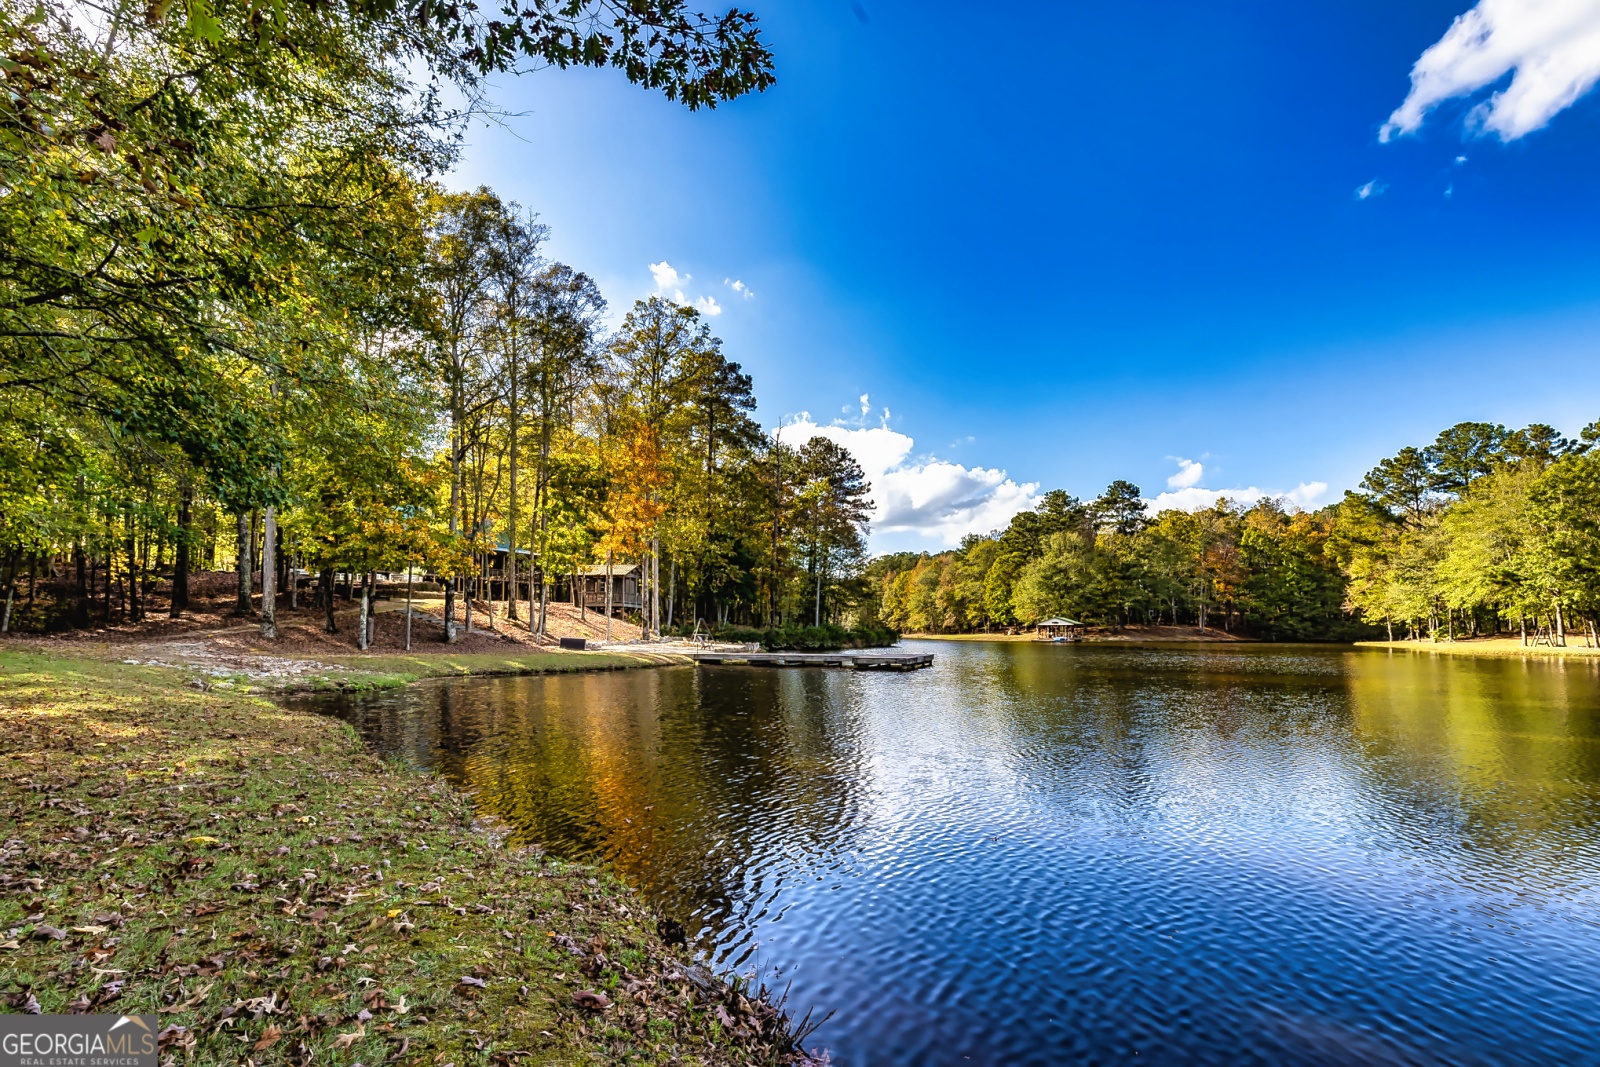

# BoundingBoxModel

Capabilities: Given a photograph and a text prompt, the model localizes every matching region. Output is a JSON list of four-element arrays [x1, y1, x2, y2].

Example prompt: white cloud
[[1355, 179, 1386, 200], [1147, 481, 1330, 515], [1382, 0, 1600, 142], [1167, 457, 1205, 489], [725, 278, 755, 299], [778, 405, 1039, 547], [1286, 482, 1330, 508], [649, 261, 686, 291], [648, 262, 729, 316]]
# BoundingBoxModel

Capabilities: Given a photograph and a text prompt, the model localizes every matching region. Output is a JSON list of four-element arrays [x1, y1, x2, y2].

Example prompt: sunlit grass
[[0, 650, 808, 1066]]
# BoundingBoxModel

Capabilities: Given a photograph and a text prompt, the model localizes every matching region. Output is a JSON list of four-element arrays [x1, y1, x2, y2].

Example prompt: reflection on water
[[290, 642, 1600, 1066]]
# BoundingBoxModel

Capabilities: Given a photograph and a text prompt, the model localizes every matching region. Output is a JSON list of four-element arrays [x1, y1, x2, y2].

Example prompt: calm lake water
[[291, 641, 1600, 1065]]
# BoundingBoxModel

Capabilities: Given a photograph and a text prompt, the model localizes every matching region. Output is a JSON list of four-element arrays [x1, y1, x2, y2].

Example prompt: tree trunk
[[465, 566, 475, 635], [260, 505, 278, 639], [101, 521, 112, 623], [73, 543, 88, 627], [405, 565, 413, 651], [444, 414, 459, 643], [124, 516, 138, 621], [537, 568, 548, 638], [483, 554, 495, 631], [1386, 617, 1393, 642], [235, 511, 254, 615], [0, 555, 15, 633], [508, 359, 520, 623], [357, 572, 372, 650], [322, 567, 337, 633], [171, 481, 191, 616], [605, 550, 614, 644], [1520, 613, 1527, 646], [1554, 599, 1566, 647], [288, 545, 297, 610], [652, 537, 660, 641], [814, 566, 822, 627], [666, 558, 676, 630]]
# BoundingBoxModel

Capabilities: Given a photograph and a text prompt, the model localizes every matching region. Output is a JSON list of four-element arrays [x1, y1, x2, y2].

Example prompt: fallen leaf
[[254, 1023, 282, 1051], [72, 925, 109, 936], [391, 994, 408, 1015], [186, 835, 220, 846], [571, 990, 611, 1011], [32, 925, 67, 941], [457, 976, 487, 989], [331, 1021, 365, 1050]]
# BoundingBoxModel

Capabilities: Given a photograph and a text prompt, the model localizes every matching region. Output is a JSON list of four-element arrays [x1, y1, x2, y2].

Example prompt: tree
[[1425, 421, 1508, 495], [1092, 480, 1148, 536], [790, 437, 872, 626], [1361, 446, 1435, 525]]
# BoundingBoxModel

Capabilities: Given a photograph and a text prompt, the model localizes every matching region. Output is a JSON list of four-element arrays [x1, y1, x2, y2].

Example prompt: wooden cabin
[[1035, 617, 1083, 641], [577, 564, 642, 616]]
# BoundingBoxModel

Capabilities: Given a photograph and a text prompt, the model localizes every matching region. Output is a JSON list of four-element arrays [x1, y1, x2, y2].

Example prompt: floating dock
[[684, 651, 934, 671]]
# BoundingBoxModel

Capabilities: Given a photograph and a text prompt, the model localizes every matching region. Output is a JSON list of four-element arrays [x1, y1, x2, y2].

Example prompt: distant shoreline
[[904, 625, 1253, 644], [1355, 637, 1600, 660]]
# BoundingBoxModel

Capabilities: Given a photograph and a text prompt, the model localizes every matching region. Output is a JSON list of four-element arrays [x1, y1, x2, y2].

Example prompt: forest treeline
[[0, 0, 891, 638], [864, 421, 1600, 644]]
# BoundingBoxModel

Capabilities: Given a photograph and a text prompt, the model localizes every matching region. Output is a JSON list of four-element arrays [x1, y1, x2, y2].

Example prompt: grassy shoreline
[[1354, 638, 1600, 660], [0, 650, 817, 1065], [254, 650, 680, 694]]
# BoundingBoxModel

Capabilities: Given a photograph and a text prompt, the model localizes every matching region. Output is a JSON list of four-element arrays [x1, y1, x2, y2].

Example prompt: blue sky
[[454, 0, 1600, 551]]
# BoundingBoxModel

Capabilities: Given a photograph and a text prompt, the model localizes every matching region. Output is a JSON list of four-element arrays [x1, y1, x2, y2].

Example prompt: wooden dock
[[684, 650, 934, 671]]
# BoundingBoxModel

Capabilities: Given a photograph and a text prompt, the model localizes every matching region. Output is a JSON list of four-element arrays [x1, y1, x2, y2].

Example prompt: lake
[[291, 641, 1600, 1065]]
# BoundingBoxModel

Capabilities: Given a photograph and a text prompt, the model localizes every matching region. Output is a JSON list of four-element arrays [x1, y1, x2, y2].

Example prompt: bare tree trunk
[[405, 565, 413, 651], [0, 554, 14, 633], [357, 572, 371, 650], [605, 550, 614, 644], [666, 558, 676, 629], [260, 506, 278, 639], [537, 569, 548, 638], [651, 536, 660, 641], [444, 419, 459, 643], [483, 554, 495, 631], [814, 565, 822, 627], [322, 567, 337, 633], [1554, 599, 1566, 647], [171, 481, 191, 617], [235, 511, 254, 615], [508, 359, 520, 623], [124, 514, 138, 621], [1520, 613, 1527, 646], [288, 544, 297, 610]]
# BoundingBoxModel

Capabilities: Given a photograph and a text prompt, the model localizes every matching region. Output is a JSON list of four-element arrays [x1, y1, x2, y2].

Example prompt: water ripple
[[291, 642, 1600, 1066]]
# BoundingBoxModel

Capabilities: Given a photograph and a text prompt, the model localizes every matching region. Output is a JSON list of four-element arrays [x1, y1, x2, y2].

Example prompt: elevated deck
[[684, 650, 933, 671]]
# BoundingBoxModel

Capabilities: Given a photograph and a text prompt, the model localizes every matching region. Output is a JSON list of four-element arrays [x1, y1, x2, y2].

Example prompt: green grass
[[297, 652, 664, 693], [0, 651, 813, 1065], [1355, 637, 1600, 659]]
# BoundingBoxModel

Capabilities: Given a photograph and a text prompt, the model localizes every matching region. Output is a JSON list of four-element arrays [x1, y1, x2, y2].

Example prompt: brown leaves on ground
[[0, 652, 821, 1066]]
